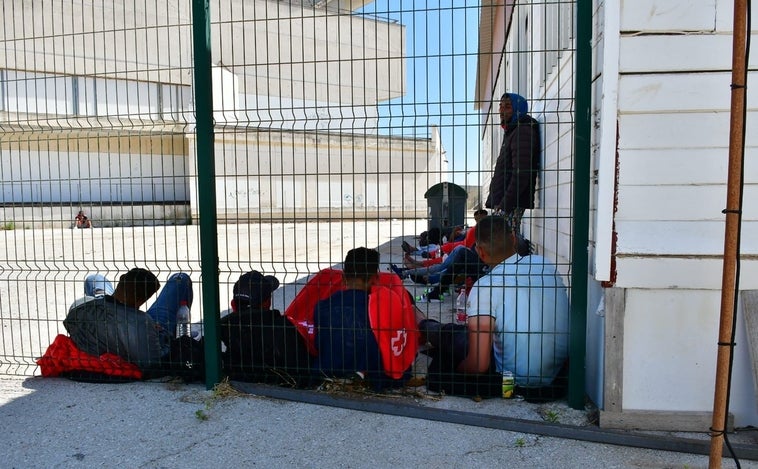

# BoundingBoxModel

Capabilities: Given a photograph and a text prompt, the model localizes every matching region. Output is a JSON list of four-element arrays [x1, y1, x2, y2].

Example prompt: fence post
[[191, 0, 222, 388], [569, 0, 592, 410]]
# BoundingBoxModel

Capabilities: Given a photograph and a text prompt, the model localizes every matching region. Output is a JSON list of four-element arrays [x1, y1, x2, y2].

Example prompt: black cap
[[233, 271, 280, 307]]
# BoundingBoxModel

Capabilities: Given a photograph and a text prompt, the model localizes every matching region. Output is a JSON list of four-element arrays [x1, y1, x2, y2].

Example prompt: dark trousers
[[420, 319, 569, 402]]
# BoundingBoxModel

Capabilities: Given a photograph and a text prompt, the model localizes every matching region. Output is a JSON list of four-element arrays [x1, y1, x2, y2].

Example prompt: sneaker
[[422, 286, 447, 302], [389, 264, 406, 278], [401, 240, 414, 254]]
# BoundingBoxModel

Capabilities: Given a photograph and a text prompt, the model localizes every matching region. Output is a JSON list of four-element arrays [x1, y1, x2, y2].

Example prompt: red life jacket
[[284, 270, 418, 379], [284, 268, 345, 357], [368, 273, 419, 379]]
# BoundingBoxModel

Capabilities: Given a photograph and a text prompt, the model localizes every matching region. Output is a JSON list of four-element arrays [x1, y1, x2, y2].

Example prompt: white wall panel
[[617, 148, 737, 186], [622, 289, 720, 411], [715, 0, 758, 30], [617, 112, 758, 150], [620, 0, 717, 31], [615, 185, 758, 221], [615, 220, 758, 255], [618, 72, 758, 113], [619, 34, 758, 73], [615, 257, 758, 290], [622, 288, 758, 424]]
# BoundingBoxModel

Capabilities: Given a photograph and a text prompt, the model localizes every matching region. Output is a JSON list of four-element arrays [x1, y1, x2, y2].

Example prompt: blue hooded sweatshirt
[[501, 92, 529, 129]]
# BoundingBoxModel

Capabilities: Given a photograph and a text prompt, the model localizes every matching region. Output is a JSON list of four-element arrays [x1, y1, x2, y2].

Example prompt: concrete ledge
[[600, 410, 734, 432]]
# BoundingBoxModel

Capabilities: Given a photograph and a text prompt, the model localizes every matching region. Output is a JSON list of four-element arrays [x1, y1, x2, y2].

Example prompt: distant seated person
[[64, 268, 193, 369], [219, 270, 311, 387], [419, 216, 569, 402], [391, 209, 489, 286], [401, 227, 442, 258], [313, 247, 415, 391], [74, 210, 92, 229]]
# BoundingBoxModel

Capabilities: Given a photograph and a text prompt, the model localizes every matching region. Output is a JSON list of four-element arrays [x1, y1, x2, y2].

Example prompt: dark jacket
[[486, 114, 541, 212], [219, 307, 311, 387], [63, 296, 163, 369]]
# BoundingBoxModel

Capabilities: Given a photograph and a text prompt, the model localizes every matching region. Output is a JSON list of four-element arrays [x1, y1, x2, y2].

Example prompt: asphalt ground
[[2, 376, 757, 468]]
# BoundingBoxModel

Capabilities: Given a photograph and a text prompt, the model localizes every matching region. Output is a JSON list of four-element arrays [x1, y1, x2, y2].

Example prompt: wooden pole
[[709, 0, 747, 466]]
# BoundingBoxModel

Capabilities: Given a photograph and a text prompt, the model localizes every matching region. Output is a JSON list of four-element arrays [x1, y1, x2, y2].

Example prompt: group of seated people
[[39, 215, 570, 402]]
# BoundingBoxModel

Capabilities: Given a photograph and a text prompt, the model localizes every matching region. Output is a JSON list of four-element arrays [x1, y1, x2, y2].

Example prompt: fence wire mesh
[[0, 0, 580, 406]]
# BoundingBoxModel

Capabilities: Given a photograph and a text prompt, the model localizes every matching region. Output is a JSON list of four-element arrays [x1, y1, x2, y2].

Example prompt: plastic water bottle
[[176, 300, 191, 338], [454, 290, 467, 325]]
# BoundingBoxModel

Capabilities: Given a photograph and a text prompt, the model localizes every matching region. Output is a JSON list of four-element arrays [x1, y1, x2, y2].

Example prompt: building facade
[[476, 0, 758, 428]]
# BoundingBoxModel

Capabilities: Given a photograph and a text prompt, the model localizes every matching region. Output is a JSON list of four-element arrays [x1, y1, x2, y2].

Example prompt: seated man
[[391, 209, 489, 286], [64, 268, 193, 368], [312, 247, 412, 391], [419, 216, 569, 401], [219, 270, 311, 387], [74, 210, 92, 229], [401, 227, 442, 258]]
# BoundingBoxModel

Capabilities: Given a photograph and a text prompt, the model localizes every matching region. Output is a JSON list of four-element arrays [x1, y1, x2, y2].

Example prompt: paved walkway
[[2, 376, 754, 468]]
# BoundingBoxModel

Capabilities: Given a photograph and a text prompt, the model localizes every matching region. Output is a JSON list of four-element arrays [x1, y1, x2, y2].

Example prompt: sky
[[357, 1, 485, 188]]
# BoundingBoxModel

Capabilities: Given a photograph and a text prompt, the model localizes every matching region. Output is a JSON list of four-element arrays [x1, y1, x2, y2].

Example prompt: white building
[[476, 1, 758, 428], [0, 0, 447, 226]]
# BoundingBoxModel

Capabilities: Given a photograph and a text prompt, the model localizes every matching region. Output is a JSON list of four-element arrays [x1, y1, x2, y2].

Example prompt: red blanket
[[37, 334, 142, 380]]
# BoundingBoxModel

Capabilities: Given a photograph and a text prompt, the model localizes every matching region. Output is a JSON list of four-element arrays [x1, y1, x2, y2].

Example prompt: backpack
[[145, 335, 206, 382]]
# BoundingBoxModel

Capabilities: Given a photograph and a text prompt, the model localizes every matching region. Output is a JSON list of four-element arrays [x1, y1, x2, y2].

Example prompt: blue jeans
[[83, 272, 193, 353], [404, 245, 468, 278]]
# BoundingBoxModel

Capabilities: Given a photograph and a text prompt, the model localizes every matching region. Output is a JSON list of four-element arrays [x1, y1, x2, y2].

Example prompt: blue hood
[[502, 92, 529, 128]]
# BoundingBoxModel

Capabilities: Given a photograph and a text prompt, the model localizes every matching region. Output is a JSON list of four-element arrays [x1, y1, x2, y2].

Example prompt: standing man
[[485, 92, 541, 255]]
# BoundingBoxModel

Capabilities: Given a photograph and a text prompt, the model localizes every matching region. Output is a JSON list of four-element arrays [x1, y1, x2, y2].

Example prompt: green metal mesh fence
[[0, 0, 583, 407]]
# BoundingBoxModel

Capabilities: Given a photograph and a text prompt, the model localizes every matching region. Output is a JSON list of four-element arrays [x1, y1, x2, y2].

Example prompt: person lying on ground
[[64, 268, 193, 368], [391, 210, 490, 286], [399, 209, 489, 269], [418, 216, 569, 401]]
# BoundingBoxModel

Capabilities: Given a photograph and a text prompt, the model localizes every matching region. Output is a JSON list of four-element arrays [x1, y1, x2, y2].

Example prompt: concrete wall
[[0, 132, 189, 204], [0, 204, 190, 229], [0, 0, 404, 107], [188, 128, 444, 221]]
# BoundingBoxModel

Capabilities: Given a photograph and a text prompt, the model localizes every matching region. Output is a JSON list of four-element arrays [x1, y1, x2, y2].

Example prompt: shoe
[[421, 286, 447, 302], [390, 264, 406, 278], [401, 240, 414, 254]]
